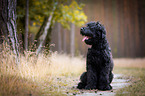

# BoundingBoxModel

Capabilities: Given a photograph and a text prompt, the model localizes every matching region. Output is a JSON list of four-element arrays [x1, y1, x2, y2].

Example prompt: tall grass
[[0, 46, 85, 96], [114, 58, 145, 68]]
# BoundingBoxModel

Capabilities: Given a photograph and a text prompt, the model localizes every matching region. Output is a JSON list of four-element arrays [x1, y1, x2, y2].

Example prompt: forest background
[[51, 0, 145, 58], [1, 0, 145, 58]]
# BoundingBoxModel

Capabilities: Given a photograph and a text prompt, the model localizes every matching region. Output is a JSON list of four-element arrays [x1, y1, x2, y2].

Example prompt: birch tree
[[29, 0, 87, 55], [35, 3, 57, 55]]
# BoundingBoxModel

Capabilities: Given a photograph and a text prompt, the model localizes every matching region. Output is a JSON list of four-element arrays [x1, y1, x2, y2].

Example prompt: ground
[[52, 74, 130, 96]]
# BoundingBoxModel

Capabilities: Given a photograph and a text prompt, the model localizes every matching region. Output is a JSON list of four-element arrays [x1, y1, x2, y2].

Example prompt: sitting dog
[[77, 21, 114, 90]]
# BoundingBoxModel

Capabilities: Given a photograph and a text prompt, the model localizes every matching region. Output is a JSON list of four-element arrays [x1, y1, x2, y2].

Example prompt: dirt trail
[[53, 74, 130, 96], [74, 74, 130, 96]]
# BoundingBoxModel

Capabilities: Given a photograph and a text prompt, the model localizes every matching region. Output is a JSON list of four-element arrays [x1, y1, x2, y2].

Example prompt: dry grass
[[113, 58, 145, 78], [114, 58, 145, 68], [0, 46, 85, 96]]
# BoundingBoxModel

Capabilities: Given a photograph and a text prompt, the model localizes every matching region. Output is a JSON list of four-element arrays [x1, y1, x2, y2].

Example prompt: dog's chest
[[87, 49, 103, 67]]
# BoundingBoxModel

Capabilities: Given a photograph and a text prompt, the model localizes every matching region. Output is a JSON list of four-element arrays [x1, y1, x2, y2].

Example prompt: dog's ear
[[101, 28, 106, 39], [101, 32, 106, 39], [96, 21, 100, 25], [96, 21, 106, 39], [102, 27, 106, 34]]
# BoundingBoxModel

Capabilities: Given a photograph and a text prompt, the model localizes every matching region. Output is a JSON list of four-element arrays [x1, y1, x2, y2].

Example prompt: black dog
[[77, 21, 114, 90]]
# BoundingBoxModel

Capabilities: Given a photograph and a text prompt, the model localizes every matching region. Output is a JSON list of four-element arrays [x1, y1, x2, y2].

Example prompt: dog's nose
[[80, 29, 83, 35]]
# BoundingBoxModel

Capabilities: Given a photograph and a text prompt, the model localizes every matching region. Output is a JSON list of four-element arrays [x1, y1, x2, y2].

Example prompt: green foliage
[[54, 1, 87, 29], [29, 0, 87, 29]]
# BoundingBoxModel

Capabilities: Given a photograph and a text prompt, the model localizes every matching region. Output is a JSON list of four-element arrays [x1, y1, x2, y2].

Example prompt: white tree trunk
[[36, 13, 54, 55], [36, 3, 57, 55]]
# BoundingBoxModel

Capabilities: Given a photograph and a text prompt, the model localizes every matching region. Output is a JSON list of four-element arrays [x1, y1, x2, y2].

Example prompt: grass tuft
[[0, 47, 85, 96]]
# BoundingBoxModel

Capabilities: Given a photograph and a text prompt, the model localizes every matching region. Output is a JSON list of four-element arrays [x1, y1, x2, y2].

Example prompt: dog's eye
[[90, 27, 96, 32], [90, 26, 95, 29]]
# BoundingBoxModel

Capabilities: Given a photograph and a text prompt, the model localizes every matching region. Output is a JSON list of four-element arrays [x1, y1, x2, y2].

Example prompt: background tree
[[70, 23, 75, 57], [35, 2, 57, 55], [0, 0, 19, 65], [57, 23, 62, 53], [24, 0, 29, 51]]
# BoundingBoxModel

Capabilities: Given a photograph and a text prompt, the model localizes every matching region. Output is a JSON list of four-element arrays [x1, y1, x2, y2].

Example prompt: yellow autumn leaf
[[33, 22, 36, 26]]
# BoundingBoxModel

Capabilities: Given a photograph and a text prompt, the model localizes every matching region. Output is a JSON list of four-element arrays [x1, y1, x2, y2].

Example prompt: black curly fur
[[77, 21, 114, 90]]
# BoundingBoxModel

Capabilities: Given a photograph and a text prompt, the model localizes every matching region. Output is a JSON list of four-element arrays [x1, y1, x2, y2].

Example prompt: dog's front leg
[[98, 65, 112, 90], [85, 65, 97, 89]]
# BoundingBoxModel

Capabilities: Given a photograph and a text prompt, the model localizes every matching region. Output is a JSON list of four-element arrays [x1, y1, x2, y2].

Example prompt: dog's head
[[80, 21, 106, 45]]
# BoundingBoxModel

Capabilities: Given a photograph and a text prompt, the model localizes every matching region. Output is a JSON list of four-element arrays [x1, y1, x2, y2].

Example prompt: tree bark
[[24, 0, 29, 51], [0, 0, 19, 65]]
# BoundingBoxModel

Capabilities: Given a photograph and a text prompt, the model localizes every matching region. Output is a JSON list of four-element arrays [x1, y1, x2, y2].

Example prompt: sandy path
[[53, 74, 130, 96], [75, 74, 130, 96]]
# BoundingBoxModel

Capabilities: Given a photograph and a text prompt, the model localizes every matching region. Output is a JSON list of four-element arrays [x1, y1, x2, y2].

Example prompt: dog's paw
[[98, 85, 112, 91], [85, 85, 97, 90], [77, 82, 86, 89]]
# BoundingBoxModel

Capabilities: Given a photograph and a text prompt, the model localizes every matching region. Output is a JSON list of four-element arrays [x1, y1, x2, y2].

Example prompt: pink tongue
[[82, 36, 88, 42]]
